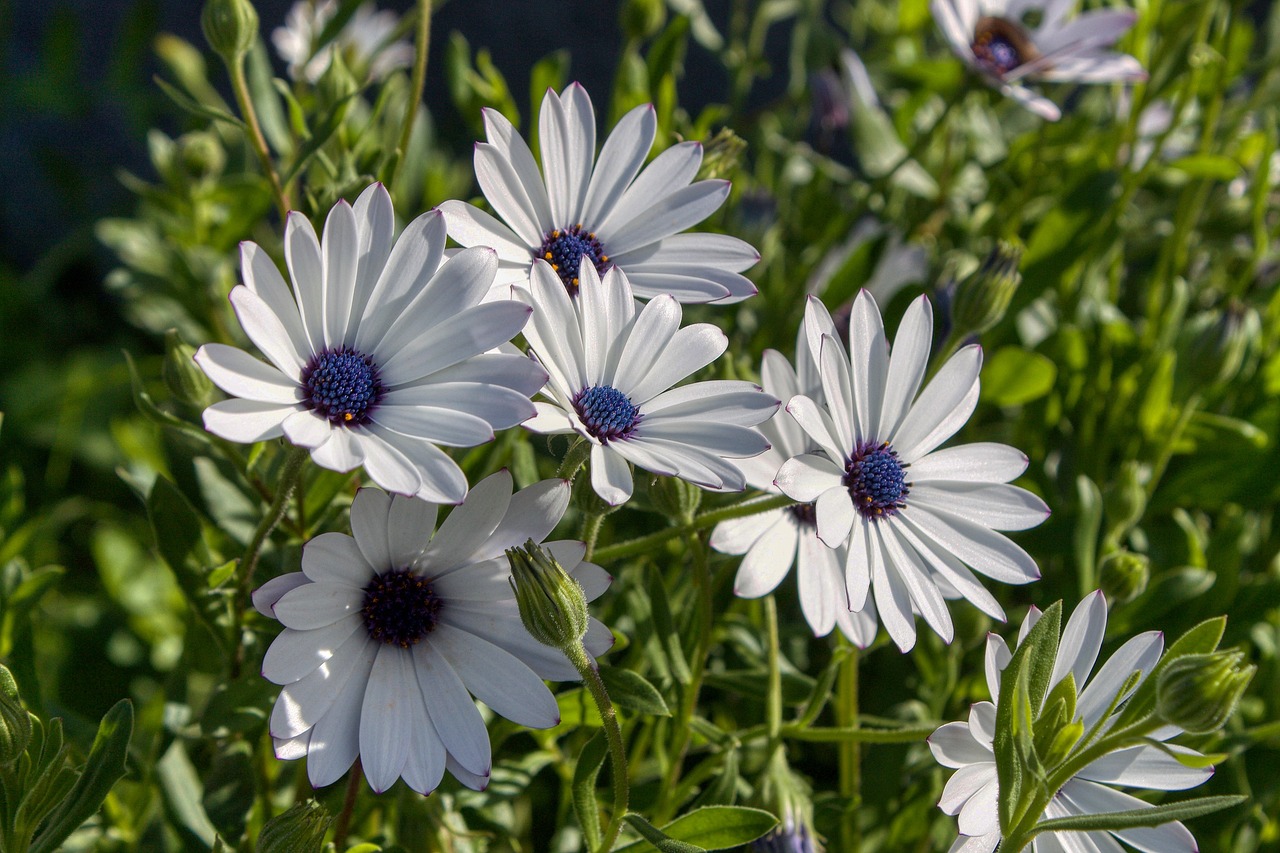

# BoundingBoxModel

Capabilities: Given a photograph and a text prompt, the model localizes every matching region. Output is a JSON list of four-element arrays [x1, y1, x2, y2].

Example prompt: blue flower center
[[972, 16, 1034, 78], [537, 224, 609, 295], [361, 569, 442, 647], [573, 384, 641, 443], [787, 502, 818, 529], [301, 347, 383, 426], [844, 441, 909, 520]]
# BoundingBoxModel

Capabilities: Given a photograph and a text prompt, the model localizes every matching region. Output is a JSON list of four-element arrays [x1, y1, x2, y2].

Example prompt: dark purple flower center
[[844, 441, 909, 520], [787, 502, 818, 529], [971, 16, 1037, 78], [301, 347, 384, 426], [537, 224, 610, 295], [573, 384, 641, 443], [361, 569, 442, 647]]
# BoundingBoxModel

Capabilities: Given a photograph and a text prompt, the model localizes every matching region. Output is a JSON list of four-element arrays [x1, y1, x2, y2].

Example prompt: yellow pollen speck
[[588, 232, 596, 238], [601, 255, 609, 262], [552, 230, 560, 238], [552, 264, 559, 271], [343, 413, 354, 421], [572, 277, 579, 285], [544, 252, 553, 260]]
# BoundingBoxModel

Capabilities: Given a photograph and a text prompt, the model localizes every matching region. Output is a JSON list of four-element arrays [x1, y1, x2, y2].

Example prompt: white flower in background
[[195, 183, 544, 504], [710, 329, 878, 647], [440, 83, 759, 304], [253, 472, 614, 794], [805, 217, 929, 307], [928, 592, 1214, 852], [775, 292, 1048, 651], [522, 258, 778, 505], [273, 0, 414, 84], [931, 0, 1147, 121]]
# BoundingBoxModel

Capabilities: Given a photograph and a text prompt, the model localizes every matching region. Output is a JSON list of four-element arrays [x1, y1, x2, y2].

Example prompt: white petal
[[475, 142, 548, 247], [431, 622, 560, 728], [371, 404, 494, 447], [598, 141, 703, 237], [283, 211, 325, 354], [359, 645, 413, 792], [349, 487, 393, 571], [476, 478, 572, 560], [346, 183, 395, 347], [582, 102, 655, 227], [380, 300, 532, 387], [1035, 10, 1138, 56], [270, 631, 375, 739], [711, 511, 772, 556], [929, 722, 994, 769], [848, 291, 889, 442], [1002, 83, 1062, 121], [262, 614, 364, 685], [733, 515, 798, 598], [815, 486, 855, 548], [353, 210, 447, 352], [202, 399, 295, 443], [643, 381, 779, 426], [240, 242, 310, 369], [986, 636, 1012, 700], [893, 522, 1005, 621], [957, 776, 1000, 836], [304, 642, 372, 787], [272, 582, 362, 630], [608, 231, 759, 274], [931, 0, 976, 55], [909, 482, 1050, 531], [1051, 591, 1108, 697], [413, 642, 492, 775], [441, 602, 577, 680], [228, 285, 307, 378], [196, 344, 299, 403], [892, 345, 982, 463], [797, 529, 842, 635], [879, 295, 932, 440], [385, 493, 437, 568], [446, 754, 490, 791], [302, 531, 375, 586], [422, 470, 512, 571], [309, 428, 365, 472], [281, 410, 332, 450], [870, 522, 917, 652], [939, 763, 998, 815], [818, 334, 857, 454], [591, 444, 633, 505], [636, 420, 768, 459], [845, 516, 872, 610], [786, 394, 848, 467], [620, 271, 731, 303], [439, 200, 531, 261], [399, 680, 447, 794], [352, 428, 422, 497], [603, 179, 730, 257], [373, 246, 499, 358], [1057, 780, 1198, 853], [1077, 744, 1213, 791], [321, 200, 359, 350], [253, 573, 309, 617], [523, 402, 578, 434], [910, 442, 1028, 484], [1077, 631, 1163, 730], [899, 506, 1041, 584], [1036, 52, 1147, 84], [611, 295, 683, 396], [880, 524, 953, 643], [540, 83, 595, 225], [774, 454, 844, 502]]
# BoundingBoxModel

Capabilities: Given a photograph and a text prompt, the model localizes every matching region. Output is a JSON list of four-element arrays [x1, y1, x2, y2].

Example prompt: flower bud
[[648, 475, 702, 522], [1156, 649, 1255, 734], [1177, 300, 1260, 391], [1099, 550, 1150, 604], [0, 665, 32, 765], [164, 329, 216, 408], [698, 127, 747, 182], [752, 752, 823, 853], [178, 131, 226, 181], [507, 540, 589, 651], [620, 0, 666, 40], [201, 0, 259, 64], [1103, 461, 1147, 542], [951, 240, 1023, 336], [317, 48, 359, 111], [256, 800, 331, 853]]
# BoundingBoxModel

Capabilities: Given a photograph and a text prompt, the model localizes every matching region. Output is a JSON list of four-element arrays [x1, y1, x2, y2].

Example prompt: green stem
[[581, 510, 606, 563], [1145, 393, 1200, 501], [332, 760, 363, 849], [592, 493, 794, 563], [556, 437, 592, 481], [226, 54, 290, 219], [389, 0, 433, 193], [764, 596, 783, 760], [566, 644, 629, 853], [231, 446, 309, 678], [836, 640, 862, 853]]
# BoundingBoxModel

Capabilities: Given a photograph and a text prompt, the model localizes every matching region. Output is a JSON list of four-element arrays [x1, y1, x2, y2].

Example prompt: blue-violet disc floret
[[301, 346, 384, 426], [845, 440, 909, 519], [573, 384, 641, 443], [360, 568, 442, 648], [538, 225, 610, 295], [972, 16, 1039, 78]]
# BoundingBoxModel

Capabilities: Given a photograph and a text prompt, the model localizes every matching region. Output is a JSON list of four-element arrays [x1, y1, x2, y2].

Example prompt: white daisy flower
[[273, 0, 414, 84], [195, 183, 544, 504], [928, 591, 1214, 853], [931, 0, 1147, 121], [521, 258, 779, 506], [710, 330, 878, 647], [252, 471, 614, 794], [774, 292, 1049, 652], [439, 83, 760, 304]]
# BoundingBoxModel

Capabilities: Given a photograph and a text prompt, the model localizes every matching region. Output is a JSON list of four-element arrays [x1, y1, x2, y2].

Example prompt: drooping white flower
[[710, 329, 878, 646], [195, 183, 544, 504], [273, 0, 414, 83], [931, 0, 1147, 121], [775, 292, 1048, 651], [440, 83, 759, 304], [928, 592, 1213, 853], [252, 471, 614, 794], [522, 258, 778, 506]]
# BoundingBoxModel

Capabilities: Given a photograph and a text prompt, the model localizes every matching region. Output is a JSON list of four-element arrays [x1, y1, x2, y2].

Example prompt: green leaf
[[148, 476, 213, 601], [599, 667, 671, 716], [1166, 154, 1241, 180], [1138, 353, 1175, 441], [156, 740, 219, 849], [981, 348, 1058, 407], [30, 700, 133, 853], [1028, 795, 1246, 838], [620, 806, 776, 852], [647, 569, 692, 684], [571, 730, 608, 850], [1073, 476, 1103, 592], [621, 813, 706, 852], [153, 76, 246, 130]]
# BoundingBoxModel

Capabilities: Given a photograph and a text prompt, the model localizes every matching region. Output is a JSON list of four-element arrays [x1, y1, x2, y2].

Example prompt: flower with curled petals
[[929, 592, 1214, 853], [931, 0, 1147, 121], [440, 83, 759, 304], [710, 330, 878, 647], [252, 471, 614, 794], [774, 292, 1049, 652], [521, 258, 778, 506], [195, 183, 545, 504]]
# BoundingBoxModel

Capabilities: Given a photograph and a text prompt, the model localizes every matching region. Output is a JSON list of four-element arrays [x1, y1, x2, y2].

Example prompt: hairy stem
[[389, 0, 433, 192], [227, 55, 290, 219], [592, 493, 793, 563], [566, 643, 629, 853], [332, 760, 363, 849]]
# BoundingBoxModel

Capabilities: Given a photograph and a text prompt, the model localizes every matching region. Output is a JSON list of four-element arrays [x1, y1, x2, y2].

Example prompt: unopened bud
[[699, 127, 747, 182], [621, 0, 666, 40], [178, 131, 226, 181], [0, 665, 32, 765], [507, 540, 589, 651], [1099, 550, 1150, 604], [1103, 461, 1147, 542], [201, 0, 259, 64], [317, 48, 358, 110], [752, 751, 823, 853], [256, 800, 331, 853], [951, 240, 1023, 336], [1156, 649, 1255, 734], [164, 329, 216, 408], [648, 475, 702, 522], [1178, 300, 1260, 391]]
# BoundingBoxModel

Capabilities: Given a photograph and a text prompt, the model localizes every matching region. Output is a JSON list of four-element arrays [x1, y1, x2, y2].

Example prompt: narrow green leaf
[[647, 570, 692, 684], [153, 76, 246, 129], [1166, 154, 1241, 180], [621, 813, 706, 852], [1029, 795, 1246, 838], [30, 700, 133, 853], [622, 806, 776, 851], [148, 476, 212, 600], [571, 730, 608, 851], [599, 667, 671, 716], [155, 740, 219, 849], [1073, 476, 1103, 592]]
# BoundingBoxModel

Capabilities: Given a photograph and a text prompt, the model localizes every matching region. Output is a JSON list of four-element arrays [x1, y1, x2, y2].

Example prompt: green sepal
[[1115, 616, 1226, 730]]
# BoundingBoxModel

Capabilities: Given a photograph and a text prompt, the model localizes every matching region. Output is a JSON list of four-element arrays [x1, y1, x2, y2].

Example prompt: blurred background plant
[[1, 0, 1278, 849]]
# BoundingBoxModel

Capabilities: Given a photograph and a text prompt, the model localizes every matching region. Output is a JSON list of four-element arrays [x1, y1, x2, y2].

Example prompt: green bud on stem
[[201, 0, 259, 64], [507, 539, 589, 652], [164, 329, 216, 408], [256, 800, 332, 853], [0, 665, 32, 765], [1156, 649, 1255, 734], [952, 239, 1023, 336], [1099, 550, 1150, 604]]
